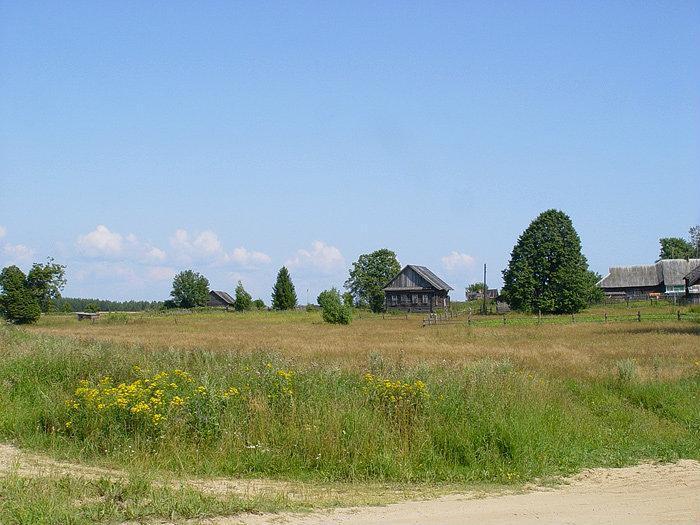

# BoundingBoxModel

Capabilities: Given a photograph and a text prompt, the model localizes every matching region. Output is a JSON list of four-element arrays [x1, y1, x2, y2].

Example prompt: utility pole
[[481, 263, 487, 315]]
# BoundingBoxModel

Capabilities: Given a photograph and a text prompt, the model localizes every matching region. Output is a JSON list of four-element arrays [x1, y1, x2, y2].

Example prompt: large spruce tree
[[502, 209, 596, 314], [271, 267, 297, 310]]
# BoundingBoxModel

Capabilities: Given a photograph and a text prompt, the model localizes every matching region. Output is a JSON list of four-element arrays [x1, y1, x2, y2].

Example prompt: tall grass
[[1, 326, 698, 484]]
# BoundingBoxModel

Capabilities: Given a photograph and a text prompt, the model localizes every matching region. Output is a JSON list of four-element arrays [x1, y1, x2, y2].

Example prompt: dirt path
[[2, 443, 698, 524], [237, 461, 700, 525]]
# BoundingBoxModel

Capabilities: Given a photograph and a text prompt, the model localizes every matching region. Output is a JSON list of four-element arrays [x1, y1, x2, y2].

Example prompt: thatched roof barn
[[597, 259, 700, 297], [207, 290, 235, 308], [383, 265, 452, 312], [685, 265, 700, 288]]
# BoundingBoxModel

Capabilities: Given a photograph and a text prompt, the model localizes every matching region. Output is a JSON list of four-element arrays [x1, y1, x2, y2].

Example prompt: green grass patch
[[0, 326, 698, 485]]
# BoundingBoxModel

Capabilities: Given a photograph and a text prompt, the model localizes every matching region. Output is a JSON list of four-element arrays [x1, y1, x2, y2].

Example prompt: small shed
[[207, 290, 235, 309], [383, 265, 452, 313], [76, 312, 100, 321]]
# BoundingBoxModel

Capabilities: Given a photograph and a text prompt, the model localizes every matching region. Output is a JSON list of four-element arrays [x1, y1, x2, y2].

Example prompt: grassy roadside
[[1, 325, 698, 487]]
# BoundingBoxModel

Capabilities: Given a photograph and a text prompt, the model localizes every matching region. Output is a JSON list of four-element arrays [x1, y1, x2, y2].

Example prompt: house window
[[401, 294, 408, 303], [391, 294, 397, 305], [422, 294, 429, 304], [412, 294, 419, 304]]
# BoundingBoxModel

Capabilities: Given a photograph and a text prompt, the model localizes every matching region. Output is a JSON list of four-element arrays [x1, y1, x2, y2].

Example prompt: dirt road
[[238, 460, 700, 525]]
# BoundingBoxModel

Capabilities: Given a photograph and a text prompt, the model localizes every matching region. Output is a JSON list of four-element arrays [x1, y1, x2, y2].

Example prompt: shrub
[[318, 288, 352, 324], [615, 359, 637, 384]]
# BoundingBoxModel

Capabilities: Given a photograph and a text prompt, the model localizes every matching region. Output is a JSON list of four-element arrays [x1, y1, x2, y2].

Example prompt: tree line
[[2, 214, 698, 325]]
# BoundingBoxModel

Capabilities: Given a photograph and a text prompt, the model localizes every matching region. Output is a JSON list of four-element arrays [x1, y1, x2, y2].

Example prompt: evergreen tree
[[0, 265, 41, 324], [234, 280, 253, 311], [502, 209, 595, 314], [170, 270, 210, 308], [271, 267, 297, 310], [345, 249, 401, 313]]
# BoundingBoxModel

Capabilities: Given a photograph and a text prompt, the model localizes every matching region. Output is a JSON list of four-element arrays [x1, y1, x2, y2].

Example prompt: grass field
[[1, 307, 699, 522]]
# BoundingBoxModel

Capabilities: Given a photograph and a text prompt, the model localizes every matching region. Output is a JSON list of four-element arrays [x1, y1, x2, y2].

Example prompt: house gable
[[384, 266, 436, 291]]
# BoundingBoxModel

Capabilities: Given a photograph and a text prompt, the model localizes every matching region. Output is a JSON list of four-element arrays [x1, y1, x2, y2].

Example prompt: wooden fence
[[423, 309, 700, 327]]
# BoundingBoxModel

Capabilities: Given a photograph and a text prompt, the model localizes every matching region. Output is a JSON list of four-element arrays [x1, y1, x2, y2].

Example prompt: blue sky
[[1, 1, 698, 302]]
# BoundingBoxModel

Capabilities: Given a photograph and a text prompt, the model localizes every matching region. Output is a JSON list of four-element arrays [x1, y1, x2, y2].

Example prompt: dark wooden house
[[207, 290, 235, 309], [597, 259, 700, 299], [383, 265, 452, 312]]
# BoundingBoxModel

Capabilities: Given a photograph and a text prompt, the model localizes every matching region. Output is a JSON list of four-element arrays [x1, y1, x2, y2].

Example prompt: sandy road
[[237, 460, 700, 525]]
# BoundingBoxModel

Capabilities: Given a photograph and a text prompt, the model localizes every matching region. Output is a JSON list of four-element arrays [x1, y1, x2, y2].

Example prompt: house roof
[[597, 259, 700, 289], [685, 264, 700, 286], [383, 265, 453, 292], [209, 290, 235, 305], [408, 265, 453, 291]]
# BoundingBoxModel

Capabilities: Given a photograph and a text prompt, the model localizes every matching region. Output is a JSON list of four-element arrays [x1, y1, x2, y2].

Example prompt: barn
[[383, 265, 452, 313], [207, 290, 235, 308], [597, 259, 700, 299]]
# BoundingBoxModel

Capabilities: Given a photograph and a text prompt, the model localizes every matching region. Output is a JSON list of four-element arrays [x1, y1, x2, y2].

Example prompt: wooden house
[[684, 265, 700, 303], [597, 259, 700, 299], [383, 265, 452, 312], [207, 290, 235, 309]]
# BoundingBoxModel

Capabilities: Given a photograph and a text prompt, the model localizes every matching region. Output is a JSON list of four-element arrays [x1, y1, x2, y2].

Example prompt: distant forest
[[54, 297, 163, 312]]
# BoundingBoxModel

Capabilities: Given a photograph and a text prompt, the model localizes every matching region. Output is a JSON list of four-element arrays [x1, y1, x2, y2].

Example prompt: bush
[[319, 288, 352, 324]]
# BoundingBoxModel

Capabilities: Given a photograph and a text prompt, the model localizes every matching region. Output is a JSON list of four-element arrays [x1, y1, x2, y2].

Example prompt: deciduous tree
[[170, 270, 210, 308], [345, 249, 401, 313], [502, 209, 596, 314], [234, 280, 253, 311], [659, 237, 695, 260], [0, 265, 41, 324]]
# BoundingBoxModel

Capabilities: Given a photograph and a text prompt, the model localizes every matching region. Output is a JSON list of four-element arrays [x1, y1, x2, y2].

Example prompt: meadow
[[0, 306, 699, 522]]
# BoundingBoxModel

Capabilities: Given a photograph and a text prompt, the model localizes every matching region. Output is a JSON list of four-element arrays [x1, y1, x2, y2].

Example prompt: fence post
[[604, 311, 608, 323], [503, 315, 506, 325], [571, 313, 575, 323], [538, 309, 541, 324], [677, 310, 681, 321], [637, 310, 641, 322]]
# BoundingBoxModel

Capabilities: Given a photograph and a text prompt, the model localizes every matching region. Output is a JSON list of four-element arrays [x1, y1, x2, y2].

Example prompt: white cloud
[[287, 241, 345, 274], [147, 266, 176, 281], [2, 243, 34, 262], [170, 229, 224, 261], [0, 226, 6, 239], [193, 230, 223, 254], [77, 225, 123, 256], [228, 247, 272, 268], [76, 225, 167, 263], [441, 251, 476, 271], [169, 229, 270, 268], [145, 247, 167, 262]]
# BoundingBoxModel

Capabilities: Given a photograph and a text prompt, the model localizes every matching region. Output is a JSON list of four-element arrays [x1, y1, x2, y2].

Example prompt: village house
[[597, 259, 700, 300], [684, 265, 700, 303], [207, 290, 235, 309], [383, 265, 452, 313]]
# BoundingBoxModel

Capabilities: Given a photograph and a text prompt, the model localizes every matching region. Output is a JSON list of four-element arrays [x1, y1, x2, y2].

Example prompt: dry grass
[[30, 310, 700, 381]]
